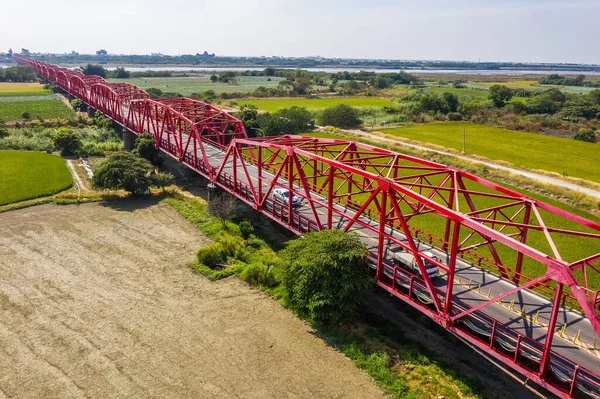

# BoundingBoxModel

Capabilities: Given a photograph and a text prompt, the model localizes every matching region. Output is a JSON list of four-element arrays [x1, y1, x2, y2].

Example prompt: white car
[[272, 188, 301, 207]]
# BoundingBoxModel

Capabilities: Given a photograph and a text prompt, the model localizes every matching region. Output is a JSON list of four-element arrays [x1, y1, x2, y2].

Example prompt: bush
[[53, 127, 83, 156], [197, 242, 228, 268], [21, 112, 31, 120], [133, 132, 162, 165], [317, 104, 362, 128], [280, 229, 369, 324], [242, 262, 277, 287], [573, 128, 597, 143], [92, 152, 153, 194], [239, 220, 255, 239]]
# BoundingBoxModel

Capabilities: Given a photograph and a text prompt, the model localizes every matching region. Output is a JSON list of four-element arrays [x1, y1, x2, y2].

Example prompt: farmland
[[0, 95, 74, 121], [378, 122, 600, 183], [0, 82, 74, 121], [0, 82, 49, 97], [239, 97, 394, 112], [107, 75, 286, 96], [0, 150, 72, 205]]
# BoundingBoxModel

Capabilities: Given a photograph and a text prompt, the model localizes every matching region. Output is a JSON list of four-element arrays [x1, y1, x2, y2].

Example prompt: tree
[[573, 129, 597, 143], [53, 127, 83, 156], [146, 87, 163, 99], [152, 172, 175, 192], [133, 132, 162, 166], [208, 191, 237, 228], [71, 98, 86, 111], [264, 67, 276, 77], [293, 77, 312, 95], [113, 67, 130, 78], [280, 229, 370, 324], [81, 64, 107, 78], [92, 152, 153, 195], [488, 85, 513, 108], [273, 106, 314, 133], [210, 74, 218, 82], [317, 104, 361, 128], [235, 106, 260, 136], [21, 112, 31, 120], [0, 120, 8, 138], [442, 92, 459, 113]]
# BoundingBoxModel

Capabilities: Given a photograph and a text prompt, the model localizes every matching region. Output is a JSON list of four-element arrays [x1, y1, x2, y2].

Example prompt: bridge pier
[[123, 130, 136, 151]]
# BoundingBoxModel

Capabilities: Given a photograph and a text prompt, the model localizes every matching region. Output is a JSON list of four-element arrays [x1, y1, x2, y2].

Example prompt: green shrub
[[280, 229, 370, 324], [317, 104, 362, 128], [573, 128, 597, 143], [239, 220, 255, 239], [53, 127, 83, 155], [242, 262, 277, 287], [92, 152, 153, 194], [196, 242, 228, 268]]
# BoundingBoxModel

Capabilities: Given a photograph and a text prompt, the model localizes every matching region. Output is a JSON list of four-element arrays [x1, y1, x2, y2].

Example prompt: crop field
[[300, 130, 600, 290], [0, 150, 72, 205], [378, 122, 600, 183], [107, 76, 286, 96], [0, 95, 74, 121], [238, 97, 393, 112], [0, 82, 49, 97]]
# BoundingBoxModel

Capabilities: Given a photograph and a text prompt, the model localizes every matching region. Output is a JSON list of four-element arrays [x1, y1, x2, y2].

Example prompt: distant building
[[96, 49, 107, 56], [71, 51, 79, 56], [196, 51, 215, 58], [21, 48, 30, 55]]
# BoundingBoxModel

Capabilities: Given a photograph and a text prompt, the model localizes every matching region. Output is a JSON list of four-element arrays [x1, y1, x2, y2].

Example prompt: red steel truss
[[14, 55, 600, 398]]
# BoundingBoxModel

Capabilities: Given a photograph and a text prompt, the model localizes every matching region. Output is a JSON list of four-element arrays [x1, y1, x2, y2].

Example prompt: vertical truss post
[[257, 147, 262, 205], [442, 173, 456, 251], [287, 152, 294, 226], [444, 221, 461, 314], [327, 166, 334, 229], [232, 143, 238, 192], [376, 188, 388, 282], [539, 283, 563, 378], [514, 203, 532, 285]]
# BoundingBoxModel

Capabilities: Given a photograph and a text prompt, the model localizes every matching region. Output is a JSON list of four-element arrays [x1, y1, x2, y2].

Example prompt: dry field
[[0, 200, 383, 398]]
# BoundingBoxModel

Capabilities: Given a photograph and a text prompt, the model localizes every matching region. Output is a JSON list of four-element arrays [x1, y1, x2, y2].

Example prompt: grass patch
[[0, 96, 74, 121], [379, 122, 600, 183], [107, 76, 286, 96], [0, 150, 73, 205], [239, 97, 393, 112], [0, 82, 49, 97]]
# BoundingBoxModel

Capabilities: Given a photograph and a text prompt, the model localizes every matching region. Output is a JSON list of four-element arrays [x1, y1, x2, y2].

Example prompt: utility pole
[[462, 127, 466, 154]]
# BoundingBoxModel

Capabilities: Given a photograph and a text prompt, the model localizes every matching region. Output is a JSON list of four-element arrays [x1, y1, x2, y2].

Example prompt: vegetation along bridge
[[14, 55, 600, 399]]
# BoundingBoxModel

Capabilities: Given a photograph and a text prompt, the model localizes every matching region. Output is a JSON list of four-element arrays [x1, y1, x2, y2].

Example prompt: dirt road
[[0, 200, 383, 398]]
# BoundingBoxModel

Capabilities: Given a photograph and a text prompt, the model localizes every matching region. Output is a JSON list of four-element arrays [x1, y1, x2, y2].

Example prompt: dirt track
[[0, 201, 384, 398]]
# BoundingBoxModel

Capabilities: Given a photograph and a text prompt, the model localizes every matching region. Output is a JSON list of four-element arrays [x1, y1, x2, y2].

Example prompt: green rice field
[[239, 97, 394, 112], [0, 150, 72, 205], [107, 76, 286, 96], [378, 122, 600, 183], [0, 95, 74, 121]]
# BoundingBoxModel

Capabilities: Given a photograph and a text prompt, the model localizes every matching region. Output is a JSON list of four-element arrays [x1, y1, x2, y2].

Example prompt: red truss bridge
[[14, 55, 600, 398]]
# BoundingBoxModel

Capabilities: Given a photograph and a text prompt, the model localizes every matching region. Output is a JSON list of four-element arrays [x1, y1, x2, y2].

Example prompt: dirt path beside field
[[0, 200, 384, 399]]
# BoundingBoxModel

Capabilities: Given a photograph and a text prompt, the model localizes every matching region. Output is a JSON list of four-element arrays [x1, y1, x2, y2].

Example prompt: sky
[[3, 0, 600, 64]]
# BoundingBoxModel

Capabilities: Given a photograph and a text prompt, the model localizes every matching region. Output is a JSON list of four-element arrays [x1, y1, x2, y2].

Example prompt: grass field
[[239, 97, 394, 112], [0, 82, 49, 97], [107, 76, 286, 96], [0, 150, 72, 205], [378, 122, 600, 183], [0, 95, 74, 121]]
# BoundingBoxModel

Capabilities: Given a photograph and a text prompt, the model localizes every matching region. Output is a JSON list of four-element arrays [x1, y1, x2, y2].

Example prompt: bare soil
[[0, 200, 384, 399]]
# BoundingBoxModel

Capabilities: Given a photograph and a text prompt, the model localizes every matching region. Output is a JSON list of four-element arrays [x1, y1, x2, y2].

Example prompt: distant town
[[2, 47, 600, 72]]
